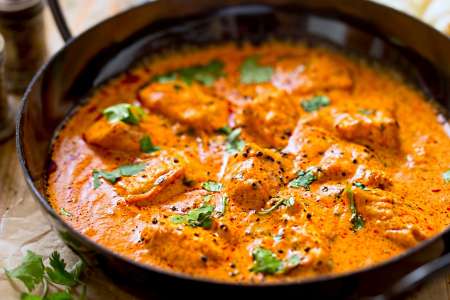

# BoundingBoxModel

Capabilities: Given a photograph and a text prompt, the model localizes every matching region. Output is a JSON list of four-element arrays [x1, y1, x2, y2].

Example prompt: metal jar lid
[[0, 0, 40, 12]]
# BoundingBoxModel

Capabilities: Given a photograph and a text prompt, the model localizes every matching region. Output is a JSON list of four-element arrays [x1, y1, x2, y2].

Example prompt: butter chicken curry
[[47, 42, 450, 282]]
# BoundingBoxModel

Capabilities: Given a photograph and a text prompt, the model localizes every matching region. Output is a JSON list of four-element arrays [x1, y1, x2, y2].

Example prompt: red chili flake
[[431, 189, 441, 192]]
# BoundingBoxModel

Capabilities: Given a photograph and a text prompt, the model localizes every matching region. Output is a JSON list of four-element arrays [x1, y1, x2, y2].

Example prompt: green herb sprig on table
[[5, 251, 86, 300], [92, 163, 146, 189]]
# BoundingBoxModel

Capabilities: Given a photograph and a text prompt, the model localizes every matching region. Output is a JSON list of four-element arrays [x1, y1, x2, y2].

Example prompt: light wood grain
[[0, 0, 448, 299]]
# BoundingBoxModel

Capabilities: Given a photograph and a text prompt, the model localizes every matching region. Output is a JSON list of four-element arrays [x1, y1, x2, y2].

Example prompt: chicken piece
[[223, 143, 289, 210], [352, 188, 427, 247], [115, 150, 208, 205], [139, 81, 228, 131], [333, 110, 400, 148], [84, 118, 144, 151], [273, 53, 353, 94], [140, 225, 224, 269], [351, 165, 392, 189], [237, 88, 300, 148]]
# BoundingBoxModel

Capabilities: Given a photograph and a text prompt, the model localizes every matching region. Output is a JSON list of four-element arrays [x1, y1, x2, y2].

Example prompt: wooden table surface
[[0, 1, 449, 299]]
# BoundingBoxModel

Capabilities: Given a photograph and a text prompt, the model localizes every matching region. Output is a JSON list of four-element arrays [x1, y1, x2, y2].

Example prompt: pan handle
[[47, 0, 73, 42], [369, 252, 450, 300]]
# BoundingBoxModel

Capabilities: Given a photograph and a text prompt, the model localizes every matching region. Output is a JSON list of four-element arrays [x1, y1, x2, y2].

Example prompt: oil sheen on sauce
[[47, 42, 450, 283]]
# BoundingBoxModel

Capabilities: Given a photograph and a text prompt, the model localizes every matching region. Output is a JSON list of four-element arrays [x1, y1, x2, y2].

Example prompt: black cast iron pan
[[16, 0, 450, 299]]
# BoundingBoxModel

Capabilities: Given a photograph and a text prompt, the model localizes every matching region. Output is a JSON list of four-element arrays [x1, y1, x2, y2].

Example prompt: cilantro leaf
[[301, 95, 330, 112], [257, 197, 295, 215], [60, 208, 72, 217], [5, 251, 44, 292], [202, 181, 223, 192], [45, 251, 80, 287], [225, 128, 245, 154], [288, 170, 317, 190], [443, 170, 450, 183], [169, 204, 215, 228], [240, 56, 273, 84], [249, 247, 283, 274], [139, 135, 160, 153], [353, 182, 367, 190], [103, 103, 145, 125], [346, 187, 365, 231], [214, 195, 228, 217], [216, 126, 232, 135], [152, 59, 225, 86], [358, 108, 374, 115], [92, 163, 146, 189]]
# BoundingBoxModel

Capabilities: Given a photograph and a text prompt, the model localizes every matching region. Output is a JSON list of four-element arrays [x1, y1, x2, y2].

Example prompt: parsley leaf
[[288, 170, 317, 190], [169, 204, 215, 228], [301, 95, 330, 112], [353, 182, 367, 190], [249, 247, 283, 274], [45, 291, 72, 300], [257, 197, 295, 215], [215, 195, 228, 217], [5, 251, 44, 292], [240, 56, 273, 84], [45, 251, 83, 287], [103, 103, 145, 125], [202, 181, 223, 192], [93, 163, 146, 189], [346, 187, 365, 231], [20, 294, 43, 300], [443, 170, 450, 183], [225, 128, 245, 154], [139, 135, 160, 153], [153, 59, 225, 86]]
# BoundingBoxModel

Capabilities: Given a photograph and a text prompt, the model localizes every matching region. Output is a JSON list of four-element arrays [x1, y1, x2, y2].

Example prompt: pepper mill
[[0, 0, 47, 95]]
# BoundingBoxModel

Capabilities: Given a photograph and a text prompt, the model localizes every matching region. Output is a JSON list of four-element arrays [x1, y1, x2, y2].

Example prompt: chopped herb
[[93, 163, 146, 189], [5, 250, 86, 299], [139, 135, 160, 153], [443, 170, 450, 183], [60, 208, 72, 217], [258, 197, 295, 215], [358, 108, 374, 115], [217, 126, 232, 135], [249, 247, 301, 275], [240, 56, 273, 84], [169, 204, 215, 228], [215, 195, 229, 217], [301, 95, 330, 112], [288, 170, 317, 190], [225, 128, 245, 154], [103, 103, 145, 125], [346, 187, 365, 231], [152, 59, 225, 86], [202, 180, 223, 192], [249, 247, 283, 275], [353, 182, 367, 190]]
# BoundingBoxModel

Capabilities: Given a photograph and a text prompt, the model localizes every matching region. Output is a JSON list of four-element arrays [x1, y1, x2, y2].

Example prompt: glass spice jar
[[0, 0, 47, 95]]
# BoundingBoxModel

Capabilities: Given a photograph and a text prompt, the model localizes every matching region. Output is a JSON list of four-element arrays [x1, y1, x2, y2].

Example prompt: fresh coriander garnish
[[358, 108, 374, 115], [225, 128, 245, 154], [217, 126, 232, 135], [346, 187, 365, 231], [5, 250, 86, 300], [443, 170, 450, 183], [202, 180, 223, 192], [353, 182, 367, 190], [152, 59, 225, 86], [214, 195, 228, 217], [60, 208, 72, 217], [103, 103, 145, 125], [240, 56, 273, 84], [139, 135, 160, 153], [288, 170, 317, 190], [92, 163, 146, 189], [249, 247, 301, 275], [169, 204, 215, 229], [257, 197, 295, 215], [301, 95, 330, 112]]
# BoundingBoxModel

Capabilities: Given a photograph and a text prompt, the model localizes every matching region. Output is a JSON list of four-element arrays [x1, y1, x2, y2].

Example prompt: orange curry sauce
[[47, 42, 450, 283]]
